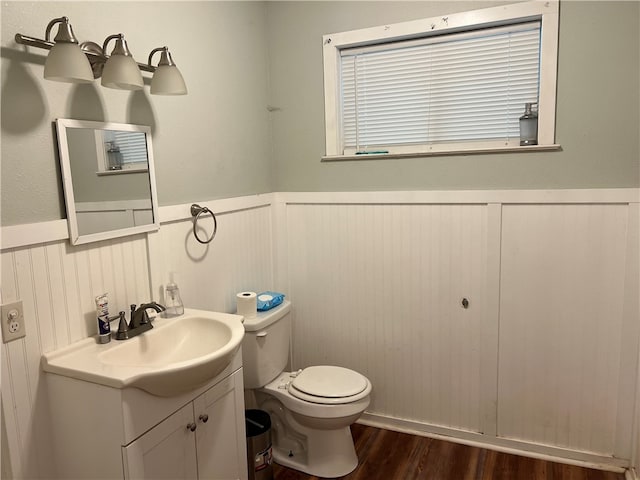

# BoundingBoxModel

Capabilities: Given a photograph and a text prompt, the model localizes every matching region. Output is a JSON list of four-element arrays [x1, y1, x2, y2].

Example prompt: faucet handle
[[128, 304, 138, 328], [116, 311, 129, 339], [139, 309, 151, 325]]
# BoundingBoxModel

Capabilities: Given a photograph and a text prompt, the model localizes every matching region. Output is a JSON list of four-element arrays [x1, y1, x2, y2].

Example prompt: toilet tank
[[241, 300, 291, 389]]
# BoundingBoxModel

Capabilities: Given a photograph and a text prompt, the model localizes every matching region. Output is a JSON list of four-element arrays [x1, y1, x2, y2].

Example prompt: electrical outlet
[[1, 301, 26, 343]]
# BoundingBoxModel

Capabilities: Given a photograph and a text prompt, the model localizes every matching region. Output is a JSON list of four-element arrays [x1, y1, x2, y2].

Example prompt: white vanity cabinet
[[45, 350, 248, 480], [122, 370, 246, 480], [123, 403, 198, 480]]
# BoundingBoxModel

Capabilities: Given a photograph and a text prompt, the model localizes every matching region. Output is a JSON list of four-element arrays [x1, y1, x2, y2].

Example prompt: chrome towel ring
[[190, 204, 217, 244]]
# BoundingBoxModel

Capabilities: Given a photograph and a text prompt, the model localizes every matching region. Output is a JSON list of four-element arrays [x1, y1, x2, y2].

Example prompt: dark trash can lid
[[245, 409, 271, 437]]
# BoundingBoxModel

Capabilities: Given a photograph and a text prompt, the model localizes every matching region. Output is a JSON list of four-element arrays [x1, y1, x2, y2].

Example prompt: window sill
[[321, 144, 562, 162], [96, 168, 149, 176]]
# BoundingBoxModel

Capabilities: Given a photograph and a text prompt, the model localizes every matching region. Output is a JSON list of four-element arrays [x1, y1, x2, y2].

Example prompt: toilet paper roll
[[236, 291, 257, 319]]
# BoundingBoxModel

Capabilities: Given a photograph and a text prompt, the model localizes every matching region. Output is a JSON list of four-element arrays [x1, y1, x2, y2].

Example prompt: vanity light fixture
[[148, 47, 187, 95], [42, 17, 93, 83], [101, 34, 143, 90], [14, 17, 187, 95]]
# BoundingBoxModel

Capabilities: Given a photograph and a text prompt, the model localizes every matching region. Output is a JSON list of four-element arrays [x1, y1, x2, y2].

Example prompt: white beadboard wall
[[0, 235, 151, 478], [277, 190, 639, 470], [285, 203, 488, 433], [147, 202, 274, 313], [1, 190, 639, 478], [0, 196, 274, 479], [498, 204, 637, 457]]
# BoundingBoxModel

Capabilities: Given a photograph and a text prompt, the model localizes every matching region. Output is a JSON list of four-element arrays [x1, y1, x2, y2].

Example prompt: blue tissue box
[[257, 292, 285, 311]]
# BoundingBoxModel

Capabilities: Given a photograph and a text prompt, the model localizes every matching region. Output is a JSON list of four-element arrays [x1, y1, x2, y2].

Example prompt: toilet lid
[[290, 366, 368, 398]]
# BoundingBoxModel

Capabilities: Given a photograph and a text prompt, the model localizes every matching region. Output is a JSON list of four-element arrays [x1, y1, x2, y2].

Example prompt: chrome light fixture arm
[[14, 33, 54, 51], [45, 16, 77, 44], [148, 46, 175, 68], [103, 34, 131, 57], [14, 31, 156, 74]]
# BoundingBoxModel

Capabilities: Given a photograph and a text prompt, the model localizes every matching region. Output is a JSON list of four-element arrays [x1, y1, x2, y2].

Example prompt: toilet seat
[[288, 366, 371, 405]]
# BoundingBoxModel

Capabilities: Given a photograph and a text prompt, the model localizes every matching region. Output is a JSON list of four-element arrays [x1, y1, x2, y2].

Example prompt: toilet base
[[257, 390, 362, 478], [272, 425, 358, 478]]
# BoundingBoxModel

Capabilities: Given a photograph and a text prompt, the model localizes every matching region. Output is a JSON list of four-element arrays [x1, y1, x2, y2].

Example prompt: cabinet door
[[122, 403, 198, 480], [194, 369, 248, 480]]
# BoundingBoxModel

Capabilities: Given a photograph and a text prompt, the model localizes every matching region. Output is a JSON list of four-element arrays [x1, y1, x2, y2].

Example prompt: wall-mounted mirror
[[55, 119, 160, 245]]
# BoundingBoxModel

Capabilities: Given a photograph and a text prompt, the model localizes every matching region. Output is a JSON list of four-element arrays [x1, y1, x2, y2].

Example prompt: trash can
[[245, 409, 273, 480]]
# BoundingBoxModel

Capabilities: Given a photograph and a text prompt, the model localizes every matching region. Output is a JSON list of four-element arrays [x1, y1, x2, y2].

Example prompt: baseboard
[[358, 412, 628, 474]]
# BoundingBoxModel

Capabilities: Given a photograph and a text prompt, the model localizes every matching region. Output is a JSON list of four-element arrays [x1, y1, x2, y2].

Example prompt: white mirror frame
[[55, 118, 160, 245]]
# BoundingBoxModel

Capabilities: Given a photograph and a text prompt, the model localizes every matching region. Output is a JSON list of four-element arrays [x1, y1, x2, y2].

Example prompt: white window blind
[[111, 131, 148, 166], [340, 21, 541, 153]]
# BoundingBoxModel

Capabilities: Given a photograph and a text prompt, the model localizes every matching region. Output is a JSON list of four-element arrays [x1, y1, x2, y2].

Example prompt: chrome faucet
[[114, 302, 166, 340]]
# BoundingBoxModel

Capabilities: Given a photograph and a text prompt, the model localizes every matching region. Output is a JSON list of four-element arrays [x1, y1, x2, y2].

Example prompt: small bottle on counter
[[164, 272, 184, 317], [95, 293, 111, 344]]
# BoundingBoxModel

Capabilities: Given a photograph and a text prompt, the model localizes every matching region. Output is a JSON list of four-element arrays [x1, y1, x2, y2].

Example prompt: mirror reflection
[[56, 119, 160, 245]]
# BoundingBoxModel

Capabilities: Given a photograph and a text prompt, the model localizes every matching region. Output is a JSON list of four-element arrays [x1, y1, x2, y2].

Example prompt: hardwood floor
[[272, 424, 625, 480]]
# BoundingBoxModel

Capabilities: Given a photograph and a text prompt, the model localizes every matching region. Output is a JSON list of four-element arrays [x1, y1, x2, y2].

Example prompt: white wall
[[277, 190, 639, 470], [0, 195, 275, 478], [1, 235, 152, 478], [148, 200, 275, 313], [285, 202, 489, 432], [498, 204, 638, 457], [1, 189, 638, 478]]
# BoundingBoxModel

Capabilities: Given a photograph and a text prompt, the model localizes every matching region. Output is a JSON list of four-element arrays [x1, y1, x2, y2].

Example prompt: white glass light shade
[[101, 54, 143, 90], [44, 43, 93, 83], [150, 65, 187, 95]]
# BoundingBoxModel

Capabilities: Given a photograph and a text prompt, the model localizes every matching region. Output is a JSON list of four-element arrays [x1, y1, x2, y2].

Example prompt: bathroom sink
[[41, 309, 244, 397]]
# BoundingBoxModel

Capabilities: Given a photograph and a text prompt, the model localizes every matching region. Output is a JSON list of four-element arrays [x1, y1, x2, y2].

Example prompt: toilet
[[241, 300, 372, 478]]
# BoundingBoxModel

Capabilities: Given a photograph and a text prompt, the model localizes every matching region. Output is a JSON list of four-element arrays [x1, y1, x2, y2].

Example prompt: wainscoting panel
[[148, 204, 274, 318], [0, 234, 151, 479], [285, 203, 489, 433], [279, 192, 639, 467], [1, 191, 638, 477], [498, 204, 632, 456], [0, 196, 273, 478]]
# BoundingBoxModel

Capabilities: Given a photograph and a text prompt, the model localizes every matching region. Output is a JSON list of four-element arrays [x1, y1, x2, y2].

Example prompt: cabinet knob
[[199, 414, 209, 423], [186, 422, 197, 432]]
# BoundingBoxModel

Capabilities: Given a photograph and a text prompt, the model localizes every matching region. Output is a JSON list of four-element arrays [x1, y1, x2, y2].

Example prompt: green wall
[[2, 2, 638, 227], [1, 1, 272, 226], [267, 1, 640, 191]]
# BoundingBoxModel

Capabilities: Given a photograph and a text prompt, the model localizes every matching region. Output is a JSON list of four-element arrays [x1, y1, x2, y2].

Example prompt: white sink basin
[[42, 309, 245, 397]]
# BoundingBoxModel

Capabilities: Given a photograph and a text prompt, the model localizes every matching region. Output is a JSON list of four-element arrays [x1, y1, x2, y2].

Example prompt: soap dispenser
[[164, 272, 184, 317], [519, 102, 538, 146]]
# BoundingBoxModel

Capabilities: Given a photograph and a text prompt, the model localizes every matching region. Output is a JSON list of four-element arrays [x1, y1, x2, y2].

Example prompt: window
[[96, 130, 149, 174], [322, 1, 559, 159]]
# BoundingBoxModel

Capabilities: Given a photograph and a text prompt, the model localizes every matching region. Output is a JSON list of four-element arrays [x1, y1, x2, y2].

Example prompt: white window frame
[[322, 1, 560, 160]]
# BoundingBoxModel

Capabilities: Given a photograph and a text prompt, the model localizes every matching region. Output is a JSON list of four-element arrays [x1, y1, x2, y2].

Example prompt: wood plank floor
[[273, 424, 625, 480]]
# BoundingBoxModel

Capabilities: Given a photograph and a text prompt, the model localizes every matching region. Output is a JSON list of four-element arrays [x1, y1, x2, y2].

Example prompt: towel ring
[[190, 204, 217, 244]]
